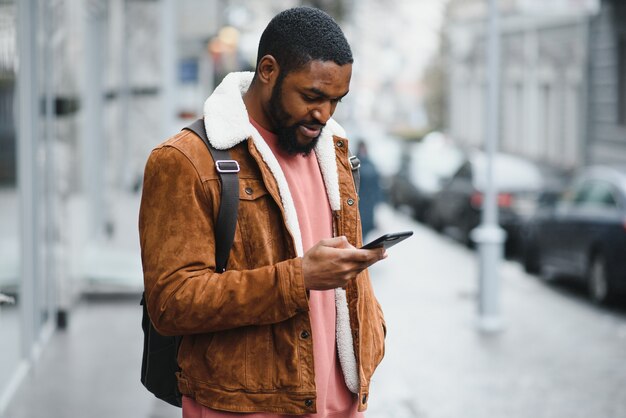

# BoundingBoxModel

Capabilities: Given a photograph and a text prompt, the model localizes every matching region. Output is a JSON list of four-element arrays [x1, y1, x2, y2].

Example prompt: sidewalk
[[4, 204, 626, 417], [4, 295, 179, 418]]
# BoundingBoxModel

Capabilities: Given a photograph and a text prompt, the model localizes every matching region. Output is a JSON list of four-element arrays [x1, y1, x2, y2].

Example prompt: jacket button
[[336, 140, 344, 148], [362, 394, 368, 404], [244, 187, 253, 195], [347, 198, 355, 206], [304, 399, 314, 407], [300, 330, 310, 339]]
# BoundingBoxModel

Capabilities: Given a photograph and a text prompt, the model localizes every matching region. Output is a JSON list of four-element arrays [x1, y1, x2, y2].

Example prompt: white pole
[[160, 0, 178, 139], [43, 0, 57, 328], [83, 2, 106, 240], [118, 0, 130, 190], [471, 0, 506, 333], [17, 0, 38, 358]]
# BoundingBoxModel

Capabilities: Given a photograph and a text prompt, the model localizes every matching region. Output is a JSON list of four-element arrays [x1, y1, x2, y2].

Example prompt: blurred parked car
[[427, 150, 565, 256], [522, 165, 626, 304], [389, 133, 465, 221]]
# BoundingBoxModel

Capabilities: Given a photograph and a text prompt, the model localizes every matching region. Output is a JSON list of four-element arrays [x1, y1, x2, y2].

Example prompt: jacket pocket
[[238, 178, 277, 267], [202, 329, 246, 390], [360, 298, 386, 384], [244, 322, 309, 391], [245, 325, 275, 390], [200, 325, 289, 391]]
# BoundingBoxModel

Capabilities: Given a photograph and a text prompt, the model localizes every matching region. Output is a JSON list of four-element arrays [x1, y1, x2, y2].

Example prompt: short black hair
[[256, 6, 353, 76]]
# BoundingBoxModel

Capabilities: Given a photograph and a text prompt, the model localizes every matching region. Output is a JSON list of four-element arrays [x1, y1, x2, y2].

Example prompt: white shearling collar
[[203, 72, 346, 151], [202, 71, 345, 213], [202, 72, 257, 150]]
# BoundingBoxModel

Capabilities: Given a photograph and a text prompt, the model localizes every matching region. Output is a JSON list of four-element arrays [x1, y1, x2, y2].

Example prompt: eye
[[302, 94, 318, 102]]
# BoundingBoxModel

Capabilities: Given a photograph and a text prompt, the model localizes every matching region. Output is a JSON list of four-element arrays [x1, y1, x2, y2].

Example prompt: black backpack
[[140, 119, 360, 407]]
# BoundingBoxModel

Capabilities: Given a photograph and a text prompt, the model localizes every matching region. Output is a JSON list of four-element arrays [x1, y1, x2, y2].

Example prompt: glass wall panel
[[0, 0, 21, 398]]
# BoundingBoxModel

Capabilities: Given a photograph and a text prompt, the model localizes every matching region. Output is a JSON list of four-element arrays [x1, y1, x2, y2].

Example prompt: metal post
[[42, 0, 56, 330], [160, 0, 178, 139], [118, 0, 130, 190], [83, 1, 106, 240], [17, 0, 38, 359], [471, 0, 505, 333]]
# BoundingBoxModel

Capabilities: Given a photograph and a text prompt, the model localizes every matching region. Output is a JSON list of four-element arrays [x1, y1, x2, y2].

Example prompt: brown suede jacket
[[139, 72, 385, 415]]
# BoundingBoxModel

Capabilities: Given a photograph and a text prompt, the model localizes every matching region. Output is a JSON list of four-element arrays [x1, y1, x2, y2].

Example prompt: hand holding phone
[[361, 231, 414, 250], [302, 236, 386, 290]]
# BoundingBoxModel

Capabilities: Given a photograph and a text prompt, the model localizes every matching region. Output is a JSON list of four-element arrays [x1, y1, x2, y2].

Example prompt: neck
[[243, 78, 274, 133]]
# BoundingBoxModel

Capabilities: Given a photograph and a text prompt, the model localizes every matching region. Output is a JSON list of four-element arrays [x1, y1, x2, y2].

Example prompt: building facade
[[0, 1, 359, 414], [0, 0, 197, 414], [445, 0, 622, 172], [586, 0, 626, 165]]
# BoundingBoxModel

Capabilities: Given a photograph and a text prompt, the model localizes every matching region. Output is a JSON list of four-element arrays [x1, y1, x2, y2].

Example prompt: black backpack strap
[[184, 118, 240, 272]]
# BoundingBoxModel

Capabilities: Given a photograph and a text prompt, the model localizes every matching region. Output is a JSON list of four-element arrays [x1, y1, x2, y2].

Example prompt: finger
[[350, 247, 386, 262], [319, 236, 354, 249], [329, 250, 384, 278], [359, 248, 387, 269]]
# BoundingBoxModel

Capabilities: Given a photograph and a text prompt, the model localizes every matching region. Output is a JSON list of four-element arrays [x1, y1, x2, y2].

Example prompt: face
[[266, 60, 352, 155]]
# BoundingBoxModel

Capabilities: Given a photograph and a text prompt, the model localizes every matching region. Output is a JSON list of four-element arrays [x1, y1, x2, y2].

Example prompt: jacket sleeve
[[139, 145, 309, 336]]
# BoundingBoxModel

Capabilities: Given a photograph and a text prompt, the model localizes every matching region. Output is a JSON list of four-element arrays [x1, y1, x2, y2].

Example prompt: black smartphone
[[361, 231, 414, 250]]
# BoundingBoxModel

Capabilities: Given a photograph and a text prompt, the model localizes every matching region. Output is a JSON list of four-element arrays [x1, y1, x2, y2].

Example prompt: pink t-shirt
[[182, 121, 361, 418]]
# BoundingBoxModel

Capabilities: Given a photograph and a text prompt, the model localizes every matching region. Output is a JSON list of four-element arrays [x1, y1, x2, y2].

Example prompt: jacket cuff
[[278, 258, 309, 315]]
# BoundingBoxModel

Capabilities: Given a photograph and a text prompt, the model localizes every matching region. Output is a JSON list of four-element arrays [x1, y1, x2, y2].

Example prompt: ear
[[256, 55, 280, 86]]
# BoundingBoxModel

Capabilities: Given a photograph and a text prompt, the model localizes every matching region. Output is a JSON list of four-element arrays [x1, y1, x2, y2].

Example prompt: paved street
[[367, 206, 626, 418], [5, 202, 626, 418]]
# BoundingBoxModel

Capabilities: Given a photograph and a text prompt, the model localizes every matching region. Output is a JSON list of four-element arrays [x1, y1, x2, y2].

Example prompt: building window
[[619, 33, 626, 126]]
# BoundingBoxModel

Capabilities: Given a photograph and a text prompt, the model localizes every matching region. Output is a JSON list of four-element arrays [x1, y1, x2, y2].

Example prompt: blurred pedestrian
[[355, 141, 382, 238], [139, 7, 387, 418]]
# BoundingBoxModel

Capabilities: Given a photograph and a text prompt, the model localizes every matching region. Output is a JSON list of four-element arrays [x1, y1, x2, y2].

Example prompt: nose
[[311, 101, 334, 125]]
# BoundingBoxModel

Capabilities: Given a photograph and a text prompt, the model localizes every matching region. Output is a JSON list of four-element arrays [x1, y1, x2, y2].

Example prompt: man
[[139, 7, 386, 417], [354, 141, 382, 238]]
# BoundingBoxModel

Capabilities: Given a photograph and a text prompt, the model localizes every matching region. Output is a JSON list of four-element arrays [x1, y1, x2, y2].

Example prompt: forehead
[[283, 60, 352, 95]]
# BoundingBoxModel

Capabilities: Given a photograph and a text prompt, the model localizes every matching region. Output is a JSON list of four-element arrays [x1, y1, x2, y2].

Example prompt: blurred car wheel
[[461, 216, 475, 248], [522, 240, 541, 275], [588, 254, 611, 305]]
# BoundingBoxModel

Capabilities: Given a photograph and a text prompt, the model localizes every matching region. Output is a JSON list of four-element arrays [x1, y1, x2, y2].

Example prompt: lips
[[298, 124, 323, 139]]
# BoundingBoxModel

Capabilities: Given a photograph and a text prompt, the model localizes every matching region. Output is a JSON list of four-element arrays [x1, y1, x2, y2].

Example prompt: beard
[[268, 76, 323, 156]]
